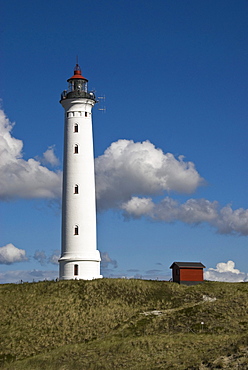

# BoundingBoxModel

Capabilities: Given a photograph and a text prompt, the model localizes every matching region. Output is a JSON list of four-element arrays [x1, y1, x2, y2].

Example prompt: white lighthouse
[[59, 63, 102, 280]]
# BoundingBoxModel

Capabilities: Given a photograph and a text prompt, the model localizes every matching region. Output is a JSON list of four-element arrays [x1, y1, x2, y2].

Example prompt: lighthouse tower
[[59, 64, 102, 280]]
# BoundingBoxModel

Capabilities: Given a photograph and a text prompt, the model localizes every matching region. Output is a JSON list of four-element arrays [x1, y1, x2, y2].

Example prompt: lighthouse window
[[74, 144, 79, 154], [74, 225, 79, 235], [74, 185, 79, 194], [74, 264, 78, 276], [74, 124, 78, 133], [85, 112, 88, 117]]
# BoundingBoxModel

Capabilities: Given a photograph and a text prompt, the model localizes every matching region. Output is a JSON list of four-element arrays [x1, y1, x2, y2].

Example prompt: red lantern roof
[[67, 64, 88, 82]]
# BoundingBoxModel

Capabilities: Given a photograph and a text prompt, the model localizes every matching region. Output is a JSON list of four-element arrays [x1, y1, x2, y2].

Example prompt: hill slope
[[0, 279, 248, 369]]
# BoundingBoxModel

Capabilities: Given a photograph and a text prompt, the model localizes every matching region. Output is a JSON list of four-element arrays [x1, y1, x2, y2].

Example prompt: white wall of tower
[[59, 97, 102, 280]]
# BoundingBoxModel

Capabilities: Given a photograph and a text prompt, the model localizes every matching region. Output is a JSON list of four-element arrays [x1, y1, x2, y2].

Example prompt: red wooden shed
[[170, 262, 205, 285]]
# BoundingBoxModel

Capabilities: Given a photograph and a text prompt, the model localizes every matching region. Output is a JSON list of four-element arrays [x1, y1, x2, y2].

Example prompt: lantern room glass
[[68, 79, 88, 93]]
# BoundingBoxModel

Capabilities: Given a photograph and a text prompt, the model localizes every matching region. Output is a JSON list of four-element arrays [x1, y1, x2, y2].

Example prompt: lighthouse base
[[59, 259, 102, 280]]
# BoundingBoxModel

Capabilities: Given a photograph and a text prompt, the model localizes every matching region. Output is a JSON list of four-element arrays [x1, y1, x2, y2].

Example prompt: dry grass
[[0, 279, 247, 369]]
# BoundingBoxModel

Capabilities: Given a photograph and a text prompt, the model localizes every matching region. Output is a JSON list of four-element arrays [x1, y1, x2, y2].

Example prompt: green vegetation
[[0, 279, 247, 369]]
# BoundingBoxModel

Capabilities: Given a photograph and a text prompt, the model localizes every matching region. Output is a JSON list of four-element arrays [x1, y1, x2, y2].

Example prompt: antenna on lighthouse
[[98, 95, 106, 112]]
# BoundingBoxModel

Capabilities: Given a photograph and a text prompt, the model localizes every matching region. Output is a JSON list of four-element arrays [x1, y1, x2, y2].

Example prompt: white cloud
[[204, 261, 248, 282], [122, 197, 219, 223], [95, 139, 204, 210], [216, 206, 248, 235], [121, 196, 248, 236], [0, 109, 62, 200], [33, 250, 47, 265], [0, 243, 28, 264], [122, 197, 154, 218], [1, 109, 248, 238], [100, 252, 118, 269], [48, 250, 60, 265], [33, 250, 60, 265], [39, 145, 60, 167], [94, 140, 248, 236], [0, 269, 58, 284]]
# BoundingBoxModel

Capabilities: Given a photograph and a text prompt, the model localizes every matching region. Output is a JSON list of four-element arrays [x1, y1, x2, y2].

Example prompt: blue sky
[[1, 0, 248, 283]]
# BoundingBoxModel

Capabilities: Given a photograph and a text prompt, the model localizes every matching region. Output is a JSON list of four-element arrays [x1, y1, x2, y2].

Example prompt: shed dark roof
[[170, 262, 205, 269]]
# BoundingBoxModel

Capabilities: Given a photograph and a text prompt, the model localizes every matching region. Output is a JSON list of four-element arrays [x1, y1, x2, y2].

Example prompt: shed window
[[74, 264, 78, 276], [74, 144, 79, 154], [74, 124, 78, 133], [74, 225, 79, 235], [176, 269, 180, 276]]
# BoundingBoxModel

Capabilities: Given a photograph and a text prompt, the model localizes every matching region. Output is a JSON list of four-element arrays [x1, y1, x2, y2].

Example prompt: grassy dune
[[0, 279, 247, 369]]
